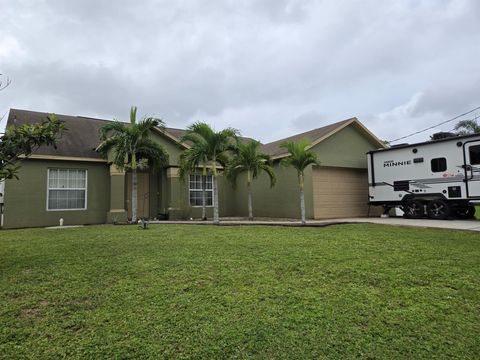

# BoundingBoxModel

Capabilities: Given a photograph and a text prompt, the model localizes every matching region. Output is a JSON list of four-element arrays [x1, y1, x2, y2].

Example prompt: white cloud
[[0, 35, 25, 62], [1, 0, 479, 144]]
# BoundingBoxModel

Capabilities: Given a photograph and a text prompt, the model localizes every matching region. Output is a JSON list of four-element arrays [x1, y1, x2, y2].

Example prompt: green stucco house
[[0, 109, 385, 229]]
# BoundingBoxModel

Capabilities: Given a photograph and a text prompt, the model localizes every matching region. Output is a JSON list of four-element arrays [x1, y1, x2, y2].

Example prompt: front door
[[127, 172, 150, 219], [465, 141, 480, 198]]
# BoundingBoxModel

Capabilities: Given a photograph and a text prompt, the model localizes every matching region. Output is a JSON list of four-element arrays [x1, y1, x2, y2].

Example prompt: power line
[[388, 105, 480, 143]]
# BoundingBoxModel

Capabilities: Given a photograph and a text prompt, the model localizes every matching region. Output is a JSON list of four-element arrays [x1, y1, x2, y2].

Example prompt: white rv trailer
[[367, 132, 480, 219]]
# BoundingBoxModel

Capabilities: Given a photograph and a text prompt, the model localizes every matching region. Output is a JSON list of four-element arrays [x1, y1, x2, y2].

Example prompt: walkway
[[151, 217, 480, 232]]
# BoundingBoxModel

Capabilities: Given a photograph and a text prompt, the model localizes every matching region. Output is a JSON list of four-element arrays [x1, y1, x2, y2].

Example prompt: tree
[[280, 139, 319, 225], [98, 106, 169, 223], [181, 122, 239, 225], [0, 73, 11, 92], [454, 119, 480, 135], [0, 73, 12, 124], [178, 139, 210, 221], [0, 114, 64, 181], [226, 139, 276, 220]]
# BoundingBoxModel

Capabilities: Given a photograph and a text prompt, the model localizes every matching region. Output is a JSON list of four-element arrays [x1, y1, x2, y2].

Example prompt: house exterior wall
[[1, 123, 383, 228], [227, 124, 380, 220], [2, 159, 110, 229], [165, 170, 236, 220], [310, 125, 382, 219], [310, 124, 380, 168], [229, 164, 314, 219], [147, 131, 238, 219], [150, 131, 184, 166]]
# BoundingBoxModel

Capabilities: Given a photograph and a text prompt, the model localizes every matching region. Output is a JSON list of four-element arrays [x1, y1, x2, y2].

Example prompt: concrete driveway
[[326, 217, 480, 232]]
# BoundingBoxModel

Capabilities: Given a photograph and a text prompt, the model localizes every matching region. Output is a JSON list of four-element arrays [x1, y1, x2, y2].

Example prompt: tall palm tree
[[178, 142, 209, 221], [454, 119, 480, 135], [98, 106, 169, 223], [181, 122, 239, 225], [280, 139, 319, 225], [226, 140, 276, 220]]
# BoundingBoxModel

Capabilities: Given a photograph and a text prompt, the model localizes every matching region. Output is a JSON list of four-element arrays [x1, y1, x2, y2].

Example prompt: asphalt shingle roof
[[6, 109, 362, 161], [260, 118, 356, 157], [7, 109, 108, 159]]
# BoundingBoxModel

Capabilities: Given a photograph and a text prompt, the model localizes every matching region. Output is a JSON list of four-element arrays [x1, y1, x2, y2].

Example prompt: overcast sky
[[1, 0, 479, 144]]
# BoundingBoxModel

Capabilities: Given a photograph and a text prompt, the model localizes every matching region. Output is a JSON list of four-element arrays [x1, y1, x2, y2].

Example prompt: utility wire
[[388, 105, 480, 143]]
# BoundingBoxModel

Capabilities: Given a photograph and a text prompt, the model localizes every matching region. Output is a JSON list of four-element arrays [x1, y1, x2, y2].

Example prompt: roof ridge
[[10, 108, 114, 122]]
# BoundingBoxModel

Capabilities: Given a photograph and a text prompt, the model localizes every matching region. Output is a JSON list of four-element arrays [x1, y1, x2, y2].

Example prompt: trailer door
[[465, 141, 480, 198]]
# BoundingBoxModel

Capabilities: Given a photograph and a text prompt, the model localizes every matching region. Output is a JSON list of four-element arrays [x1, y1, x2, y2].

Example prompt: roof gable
[[261, 117, 385, 159]]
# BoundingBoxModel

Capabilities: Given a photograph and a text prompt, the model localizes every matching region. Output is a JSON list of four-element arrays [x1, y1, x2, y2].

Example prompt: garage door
[[312, 166, 369, 219]]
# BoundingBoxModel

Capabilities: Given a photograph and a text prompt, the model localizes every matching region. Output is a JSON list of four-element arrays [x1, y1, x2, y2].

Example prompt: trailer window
[[431, 157, 447, 172], [469, 145, 480, 165]]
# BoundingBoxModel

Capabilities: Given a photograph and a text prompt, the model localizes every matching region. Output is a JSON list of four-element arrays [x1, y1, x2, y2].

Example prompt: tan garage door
[[313, 166, 369, 219]]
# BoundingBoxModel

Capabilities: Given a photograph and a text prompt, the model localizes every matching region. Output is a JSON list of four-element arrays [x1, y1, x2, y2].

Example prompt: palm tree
[[98, 106, 169, 223], [226, 140, 276, 220], [181, 122, 239, 225], [280, 139, 319, 225], [178, 142, 209, 221], [454, 119, 480, 135]]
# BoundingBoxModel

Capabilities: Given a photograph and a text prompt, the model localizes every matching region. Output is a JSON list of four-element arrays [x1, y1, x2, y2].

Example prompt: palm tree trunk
[[247, 184, 253, 221], [132, 169, 138, 223], [300, 189, 306, 225], [247, 170, 253, 220], [201, 174, 207, 221], [299, 172, 305, 225], [213, 174, 219, 225]]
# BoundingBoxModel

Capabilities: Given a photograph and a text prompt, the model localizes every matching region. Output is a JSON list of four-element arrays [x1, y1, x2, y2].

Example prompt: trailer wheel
[[403, 200, 424, 219], [426, 200, 450, 220], [454, 205, 476, 219]]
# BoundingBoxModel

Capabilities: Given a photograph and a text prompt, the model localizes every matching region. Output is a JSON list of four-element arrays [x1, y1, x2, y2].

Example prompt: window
[[47, 169, 87, 210], [431, 157, 447, 172], [469, 145, 480, 165], [189, 174, 213, 206]]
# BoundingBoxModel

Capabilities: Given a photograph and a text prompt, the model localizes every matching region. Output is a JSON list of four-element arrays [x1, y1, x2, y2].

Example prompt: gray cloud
[[1, 0, 479, 144]]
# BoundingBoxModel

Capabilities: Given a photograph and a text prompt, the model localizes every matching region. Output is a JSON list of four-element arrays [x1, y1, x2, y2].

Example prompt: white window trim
[[189, 174, 214, 208], [46, 168, 88, 211]]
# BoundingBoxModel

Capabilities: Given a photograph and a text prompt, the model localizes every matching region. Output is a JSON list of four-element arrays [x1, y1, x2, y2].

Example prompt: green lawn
[[1, 224, 479, 359]]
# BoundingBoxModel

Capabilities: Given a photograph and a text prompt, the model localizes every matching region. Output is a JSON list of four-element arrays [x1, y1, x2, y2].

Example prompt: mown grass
[[1, 224, 479, 359]]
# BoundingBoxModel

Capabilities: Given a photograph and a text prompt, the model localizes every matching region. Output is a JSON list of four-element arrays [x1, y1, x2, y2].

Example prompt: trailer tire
[[426, 200, 450, 220], [403, 200, 424, 219], [454, 205, 476, 219]]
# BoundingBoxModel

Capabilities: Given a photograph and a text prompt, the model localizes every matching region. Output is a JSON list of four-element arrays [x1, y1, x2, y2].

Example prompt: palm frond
[[98, 106, 169, 171], [99, 121, 129, 141], [216, 152, 230, 168], [137, 117, 164, 135], [180, 121, 239, 172], [225, 139, 276, 187], [184, 122, 215, 144], [130, 106, 137, 126], [454, 119, 480, 135], [259, 162, 276, 188], [180, 132, 207, 146], [280, 139, 319, 173], [136, 137, 169, 169], [218, 127, 240, 140]]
